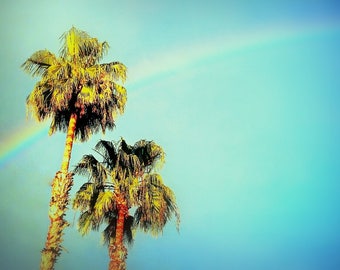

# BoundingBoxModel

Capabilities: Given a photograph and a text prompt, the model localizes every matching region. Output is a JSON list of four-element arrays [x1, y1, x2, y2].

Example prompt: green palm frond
[[115, 175, 139, 207], [93, 191, 115, 219], [73, 182, 95, 211], [103, 209, 118, 223], [149, 142, 166, 170], [118, 151, 141, 176], [73, 154, 107, 184], [76, 65, 126, 107], [60, 27, 109, 66], [112, 83, 127, 113], [133, 140, 165, 171], [78, 210, 94, 236], [96, 139, 145, 178], [80, 39, 109, 67], [135, 174, 180, 235], [60, 27, 90, 60], [77, 210, 102, 236], [123, 215, 134, 246], [21, 50, 58, 77], [95, 140, 118, 169], [98, 62, 127, 83], [128, 153, 141, 173], [102, 217, 117, 244], [26, 82, 52, 121], [151, 174, 180, 232]]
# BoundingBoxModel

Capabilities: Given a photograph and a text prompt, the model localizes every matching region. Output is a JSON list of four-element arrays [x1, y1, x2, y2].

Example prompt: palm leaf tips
[[136, 173, 180, 235], [60, 27, 109, 65], [73, 182, 95, 211], [21, 50, 58, 77]]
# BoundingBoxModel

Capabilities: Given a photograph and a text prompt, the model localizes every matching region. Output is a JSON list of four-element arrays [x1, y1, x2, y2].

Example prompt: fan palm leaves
[[73, 139, 179, 270], [21, 27, 127, 270], [22, 27, 127, 144]]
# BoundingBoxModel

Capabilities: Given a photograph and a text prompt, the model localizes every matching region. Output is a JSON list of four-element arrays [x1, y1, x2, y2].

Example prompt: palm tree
[[21, 27, 127, 270], [73, 139, 180, 270]]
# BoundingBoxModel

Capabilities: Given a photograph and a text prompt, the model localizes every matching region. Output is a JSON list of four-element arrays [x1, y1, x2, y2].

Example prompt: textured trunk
[[108, 195, 128, 270], [40, 113, 77, 270], [40, 172, 73, 270], [60, 113, 78, 174]]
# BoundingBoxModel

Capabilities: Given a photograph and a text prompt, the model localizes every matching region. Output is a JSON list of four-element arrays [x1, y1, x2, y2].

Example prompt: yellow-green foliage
[[73, 183, 94, 211], [150, 142, 165, 171], [78, 211, 93, 236], [73, 138, 180, 245], [136, 173, 179, 236], [65, 27, 80, 58], [94, 191, 114, 219], [22, 27, 127, 142]]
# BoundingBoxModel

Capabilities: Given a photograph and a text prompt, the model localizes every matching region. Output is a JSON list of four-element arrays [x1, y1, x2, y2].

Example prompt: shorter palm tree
[[73, 139, 180, 270]]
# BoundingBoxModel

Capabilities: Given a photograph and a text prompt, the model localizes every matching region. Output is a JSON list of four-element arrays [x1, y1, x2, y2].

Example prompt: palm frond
[[98, 62, 127, 83], [111, 139, 143, 176], [21, 50, 57, 77], [73, 154, 107, 184], [128, 155, 141, 176], [93, 191, 115, 219], [102, 218, 117, 245], [73, 182, 95, 211], [95, 140, 118, 169], [135, 174, 180, 235], [116, 175, 139, 207], [123, 215, 135, 246], [149, 174, 180, 231], [79, 39, 109, 67], [60, 27, 87, 60], [133, 140, 165, 171], [112, 82, 127, 113], [26, 82, 53, 121], [121, 139, 133, 154], [161, 185, 180, 232], [78, 211, 94, 236], [60, 27, 110, 66], [150, 142, 166, 170]]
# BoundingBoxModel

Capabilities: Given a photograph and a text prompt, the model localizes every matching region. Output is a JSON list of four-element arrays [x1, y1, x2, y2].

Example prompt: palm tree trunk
[[109, 195, 128, 270], [61, 113, 78, 174], [40, 113, 78, 270]]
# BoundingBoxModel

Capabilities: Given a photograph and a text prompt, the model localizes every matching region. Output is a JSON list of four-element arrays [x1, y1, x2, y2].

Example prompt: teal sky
[[1, 1, 340, 269]]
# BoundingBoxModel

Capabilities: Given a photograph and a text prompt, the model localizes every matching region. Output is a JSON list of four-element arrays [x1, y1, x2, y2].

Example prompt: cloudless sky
[[1, 0, 340, 269]]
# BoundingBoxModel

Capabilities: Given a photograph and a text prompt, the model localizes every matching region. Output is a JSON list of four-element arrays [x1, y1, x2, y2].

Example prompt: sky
[[1, 0, 340, 269]]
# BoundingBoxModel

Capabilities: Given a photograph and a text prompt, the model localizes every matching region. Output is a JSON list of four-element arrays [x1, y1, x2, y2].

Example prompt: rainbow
[[1, 22, 337, 168], [0, 121, 49, 167], [128, 22, 339, 94]]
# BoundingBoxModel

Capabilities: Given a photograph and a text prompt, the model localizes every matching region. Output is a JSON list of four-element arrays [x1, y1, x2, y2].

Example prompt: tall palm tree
[[21, 27, 127, 270], [73, 139, 180, 270]]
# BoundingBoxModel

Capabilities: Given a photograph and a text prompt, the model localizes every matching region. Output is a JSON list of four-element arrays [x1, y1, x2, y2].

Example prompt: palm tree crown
[[73, 139, 180, 269], [22, 27, 127, 141]]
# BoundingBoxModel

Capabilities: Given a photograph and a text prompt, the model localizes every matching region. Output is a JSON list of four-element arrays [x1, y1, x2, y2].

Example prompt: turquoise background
[[1, 1, 339, 269]]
